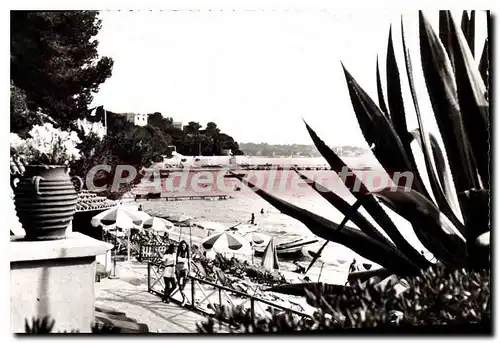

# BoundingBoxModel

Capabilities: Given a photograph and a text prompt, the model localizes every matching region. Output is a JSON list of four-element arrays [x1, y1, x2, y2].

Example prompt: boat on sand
[[254, 238, 318, 259]]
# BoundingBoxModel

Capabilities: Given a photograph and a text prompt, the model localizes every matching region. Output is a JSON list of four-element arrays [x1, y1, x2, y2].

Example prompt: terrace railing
[[146, 262, 313, 327]]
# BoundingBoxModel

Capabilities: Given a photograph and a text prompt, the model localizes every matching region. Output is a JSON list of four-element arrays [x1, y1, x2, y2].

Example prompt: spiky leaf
[[409, 129, 465, 233], [439, 10, 456, 72], [386, 26, 409, 149], [460, 10, 475, 56], [233, 172, 420, 275], [376, 56, 389, 116], [402, 17, 464, 229], [342, 65, 415, 181], [294, 168, 396, 247], [478, 38, 489, 89], [448, 12, 489, 188], [419, 11, 479, 197], [372, 187, 467, 267], [305, 121, 430, 268]]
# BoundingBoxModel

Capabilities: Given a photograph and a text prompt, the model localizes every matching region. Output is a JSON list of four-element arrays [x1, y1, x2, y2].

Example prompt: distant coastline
[[238, 143, 368, 158]]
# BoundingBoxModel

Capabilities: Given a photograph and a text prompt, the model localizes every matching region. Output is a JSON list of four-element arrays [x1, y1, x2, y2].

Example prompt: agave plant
[[232, 10, 490, 276]]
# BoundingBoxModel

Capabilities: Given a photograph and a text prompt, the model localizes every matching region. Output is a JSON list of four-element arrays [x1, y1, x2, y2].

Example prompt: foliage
[[10, 11, 113, 131], [10, 11, 244, 200], [195, 253, 288, 287], [232, 10, 491, 275], [10, 123, 81, 165], [25, 316, 55, 334], [198, 265, 491, 332], [146, 112, 244, 156], [70, 114, 168, 199], [24, 316, 119, 334]]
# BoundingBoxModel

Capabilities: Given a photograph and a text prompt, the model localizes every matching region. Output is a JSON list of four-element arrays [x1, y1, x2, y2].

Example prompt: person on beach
[[176, 240, 190, 306], [138, 204, 143, 211], [260, 208, 264, 214], [349, 258, 357, 273], [162, 244, 177, 303], [250, 213, 255, 225]]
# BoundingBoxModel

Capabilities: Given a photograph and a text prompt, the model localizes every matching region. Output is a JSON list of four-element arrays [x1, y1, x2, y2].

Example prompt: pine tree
[[10, 11, 113, 130]]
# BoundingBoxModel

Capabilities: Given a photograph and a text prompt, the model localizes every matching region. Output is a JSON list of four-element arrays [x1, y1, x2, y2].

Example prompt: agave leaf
[[371, 187, 467, 267], [386, 26, 435, 200], [386, 26, 409, 149], [376, 56, 389, 116], [428, 133, 459, 210], [439, 10, 456, 72], [303, 120, 369, 195], [448, 12, 490, 188], [419, 11, 479, 196], [459, 189, 490, 268], [485, 10, 491, 96], [232, 172, 419, 275], [294, 168, 396, 248], [478, 38, 489, 89], [461, 10, 475, 57], [343, 65, 431, 199], [342, 65, 417, 182], [402, 18, 464, 228], [306, 240, 329, 273], [304, 122, 430, 268], [409, 129, 465, 234]]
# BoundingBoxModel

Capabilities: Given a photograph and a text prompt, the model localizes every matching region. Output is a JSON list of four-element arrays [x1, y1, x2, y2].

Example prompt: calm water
[[137, 157, 427, 284]]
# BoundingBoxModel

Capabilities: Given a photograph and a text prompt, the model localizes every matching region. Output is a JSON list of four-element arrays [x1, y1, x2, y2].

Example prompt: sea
[[136, 155, 427, 285]]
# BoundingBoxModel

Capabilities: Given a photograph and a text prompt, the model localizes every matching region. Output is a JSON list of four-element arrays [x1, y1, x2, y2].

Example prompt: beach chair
[[213, 267, 253, 301], [190, 261, 208, 279]]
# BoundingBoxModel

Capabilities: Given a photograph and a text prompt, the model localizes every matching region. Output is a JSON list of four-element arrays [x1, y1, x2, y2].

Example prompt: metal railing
[[146, 262, 313, 326]]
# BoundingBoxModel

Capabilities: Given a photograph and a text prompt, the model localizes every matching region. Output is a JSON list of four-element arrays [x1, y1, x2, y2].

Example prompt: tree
[[72, 113, 170, 199], [10, 11, 113, 130], [205, 122, 220, 137], [184, 121, 202, 134], [216, 133, 244, 155]]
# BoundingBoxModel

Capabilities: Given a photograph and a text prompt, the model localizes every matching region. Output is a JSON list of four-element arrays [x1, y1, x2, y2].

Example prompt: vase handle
[[32, 176, 44, 195], [10, 176, 19, 189], [71, 175, 84, 192]]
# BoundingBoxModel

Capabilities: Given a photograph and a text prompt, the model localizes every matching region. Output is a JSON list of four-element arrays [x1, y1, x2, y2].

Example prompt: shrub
[[23, 316, 120, 334], [197, 265, 491, 333]]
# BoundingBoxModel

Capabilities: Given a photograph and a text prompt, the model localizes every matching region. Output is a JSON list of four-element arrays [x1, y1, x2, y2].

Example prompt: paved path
[[95, 277, 228, 333]]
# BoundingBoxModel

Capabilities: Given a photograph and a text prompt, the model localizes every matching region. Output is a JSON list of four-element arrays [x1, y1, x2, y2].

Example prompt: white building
[[124, 113, 149, 127]]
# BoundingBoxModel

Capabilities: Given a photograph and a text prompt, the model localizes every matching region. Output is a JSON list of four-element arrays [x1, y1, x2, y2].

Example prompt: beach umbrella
[[91, 206, 151, 262], [167, 214, 193, 223], [143, 217, 174, 232], [201, 231, 249, 254], [192, 221, 229, 233], [91, 206, 150, 229], [261, 238, 280, 271]]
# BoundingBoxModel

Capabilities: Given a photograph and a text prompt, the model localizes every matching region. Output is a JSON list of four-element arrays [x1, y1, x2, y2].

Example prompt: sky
[[92, 9, 487, 146]]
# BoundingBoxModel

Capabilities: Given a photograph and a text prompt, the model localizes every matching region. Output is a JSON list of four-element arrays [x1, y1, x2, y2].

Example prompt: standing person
[[176, 240, 190, 306], [250, 213, 255, 225], [348, 258, 357, 274], [161, 244, 177, 303]]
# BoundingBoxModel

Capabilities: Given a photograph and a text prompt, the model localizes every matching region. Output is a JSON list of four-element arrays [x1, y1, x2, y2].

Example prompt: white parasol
[[91, 205, 151, 262]]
